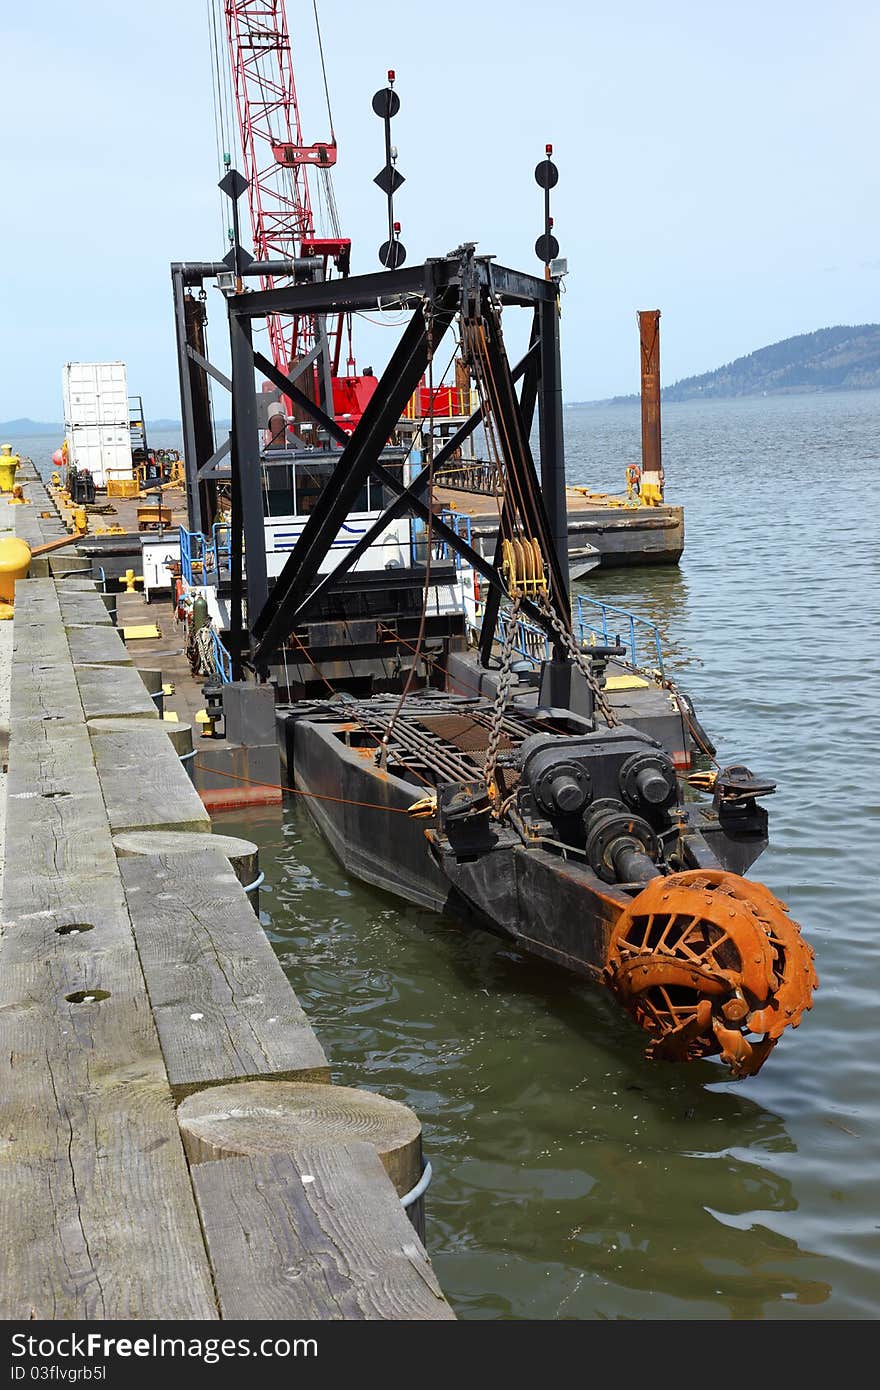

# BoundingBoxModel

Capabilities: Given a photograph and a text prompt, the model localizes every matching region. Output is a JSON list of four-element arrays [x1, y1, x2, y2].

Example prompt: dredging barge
[[159, 162, 816, 1083]]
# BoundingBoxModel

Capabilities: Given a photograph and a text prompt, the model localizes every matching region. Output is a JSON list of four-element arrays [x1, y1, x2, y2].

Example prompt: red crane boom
[[223, 1, 353, 394]]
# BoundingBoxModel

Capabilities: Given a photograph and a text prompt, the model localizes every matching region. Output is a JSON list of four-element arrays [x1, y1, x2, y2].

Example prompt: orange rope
[[193, 761, 418, 815]]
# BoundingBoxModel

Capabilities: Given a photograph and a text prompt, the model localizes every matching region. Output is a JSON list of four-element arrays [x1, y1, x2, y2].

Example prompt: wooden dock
[[0, 468, 454, 1321]]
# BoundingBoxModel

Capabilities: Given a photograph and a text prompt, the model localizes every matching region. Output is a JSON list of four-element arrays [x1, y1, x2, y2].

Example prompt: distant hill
[[579, 324, 880, 404], [0, 418, 198, 438], [0, 419, 64, 437]]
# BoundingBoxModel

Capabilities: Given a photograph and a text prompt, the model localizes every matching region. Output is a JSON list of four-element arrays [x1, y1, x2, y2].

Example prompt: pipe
[[172, 259, 313, 286], [400, 1159, 433, 1209]]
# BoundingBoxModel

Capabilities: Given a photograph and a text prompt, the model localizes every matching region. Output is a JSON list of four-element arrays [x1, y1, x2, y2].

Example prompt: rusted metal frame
[[638, 309, 662, 477]]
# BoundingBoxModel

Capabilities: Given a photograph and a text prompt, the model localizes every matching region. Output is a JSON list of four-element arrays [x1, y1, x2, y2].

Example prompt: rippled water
[[215, 391, 880, 1320], [20, 394, 880, 1318]]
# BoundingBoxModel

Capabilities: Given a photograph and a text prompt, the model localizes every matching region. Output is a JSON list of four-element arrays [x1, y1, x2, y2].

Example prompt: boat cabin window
[[261, 456, 406, 517]]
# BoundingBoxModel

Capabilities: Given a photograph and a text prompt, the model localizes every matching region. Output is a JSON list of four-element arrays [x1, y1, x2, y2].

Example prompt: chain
[[483, 591, 523, 808], [537, 592, 621, 728]]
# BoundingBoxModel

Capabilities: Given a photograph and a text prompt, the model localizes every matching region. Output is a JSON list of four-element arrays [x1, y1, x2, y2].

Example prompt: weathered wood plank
[[92, 729, 210, 833], [0, 650, 218, 1319], [120, 849, 329, 1096], [191, 1145, 454, 1320], [90, 716, 194, 757], [113, 828, 258, 886], [59, 591, 112, 626], [76, 663, 159, 720], [67, 624, 133, 667]]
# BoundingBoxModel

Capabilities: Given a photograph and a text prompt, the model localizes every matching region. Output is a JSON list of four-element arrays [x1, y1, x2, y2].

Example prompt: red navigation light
[[393, 221, 401, 234], [546, 143, 553, 155], [388, 69, 396, 82]]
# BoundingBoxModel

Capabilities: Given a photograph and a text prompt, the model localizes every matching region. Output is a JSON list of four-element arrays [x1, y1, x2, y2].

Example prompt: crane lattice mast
[[223, 1, 350, 382]]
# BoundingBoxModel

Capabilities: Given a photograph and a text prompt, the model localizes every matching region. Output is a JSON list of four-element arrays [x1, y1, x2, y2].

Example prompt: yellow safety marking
[[605, 674, 651, 691], [121, 624, 161, 640], [162, 711, 180, 723], [194, 709, 210, 723]]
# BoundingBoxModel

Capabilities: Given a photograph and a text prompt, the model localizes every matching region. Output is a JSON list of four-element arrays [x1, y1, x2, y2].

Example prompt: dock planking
[[66, 624, 130, 667], [91, 728, 209, 834], [191, 1145, 455, 1321], [0, 584, 218, 1319], [58, 590, 113, 626], [76, 662, 160, 720], [120, 849, 329, 1097], [0, 556, 453, 1321]]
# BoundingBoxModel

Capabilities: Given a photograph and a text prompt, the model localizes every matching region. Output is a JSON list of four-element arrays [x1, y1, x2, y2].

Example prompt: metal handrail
[[211, 628, 233, 684], [212, 521, 232, 575], [575, 594, 664, 675], [473, 597, 665, 678]]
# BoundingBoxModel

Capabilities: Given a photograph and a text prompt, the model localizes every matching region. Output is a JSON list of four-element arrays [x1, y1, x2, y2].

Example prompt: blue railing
[[179, 525, 230, 587], [211, 628, 233, 684], [178, 526, 202, 585], [410, 507, 473, 568], [436, 508, 472, 567], [212, 522, 232, 574], [476, 596, 665, 677], [496, 608, 550, 664], [575, 594, 664, 676]]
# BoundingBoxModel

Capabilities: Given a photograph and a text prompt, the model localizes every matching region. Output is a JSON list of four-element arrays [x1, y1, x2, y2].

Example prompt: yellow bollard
[[73, 506, 87, 532], [124, 568, 137, 593], [0, 535, 32, 618], [0, 443, 20, 494]]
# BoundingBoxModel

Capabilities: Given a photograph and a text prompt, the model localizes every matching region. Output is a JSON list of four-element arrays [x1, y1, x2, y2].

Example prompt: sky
[[1, 0, 878, 420]]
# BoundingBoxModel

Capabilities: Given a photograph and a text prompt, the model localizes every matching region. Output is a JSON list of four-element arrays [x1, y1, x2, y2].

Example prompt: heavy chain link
[[483, 591, 523, 806], [537, 592, 621, 728]]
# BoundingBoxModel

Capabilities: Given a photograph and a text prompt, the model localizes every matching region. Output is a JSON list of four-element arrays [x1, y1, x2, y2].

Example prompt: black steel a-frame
[[173, 241, 569, 679]]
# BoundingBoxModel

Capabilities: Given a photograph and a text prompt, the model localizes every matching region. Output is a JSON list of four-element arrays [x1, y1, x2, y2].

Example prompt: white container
[[62, 361, 133, 487]]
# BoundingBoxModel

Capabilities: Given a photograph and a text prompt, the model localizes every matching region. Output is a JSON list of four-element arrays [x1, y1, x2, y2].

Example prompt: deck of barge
[[433, 482, 684, 570], [0, 463, 454, 1322]]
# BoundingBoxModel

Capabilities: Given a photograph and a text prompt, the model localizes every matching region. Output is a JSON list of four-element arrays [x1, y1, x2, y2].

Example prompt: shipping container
[[62, 361, 134, 486]]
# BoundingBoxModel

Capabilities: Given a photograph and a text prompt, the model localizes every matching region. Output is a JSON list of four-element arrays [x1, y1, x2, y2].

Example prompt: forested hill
[[590, 325, 880, 404]]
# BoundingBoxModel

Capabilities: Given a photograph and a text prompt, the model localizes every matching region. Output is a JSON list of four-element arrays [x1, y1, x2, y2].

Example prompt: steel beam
[[252, 301, 456, 658], [279, 342, 539, 629], [228, 311, 269, 638], [537, 292, 570, 612], [228, 253, 556, 323], [172, 267, 202, 532], [185, 345, 232, 393], [173, 259, 311, 287], [253, 351, 350, 447], [481, 301, 568, 611], [196, 437, 231, 480], [478, 311, 542, 667]]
